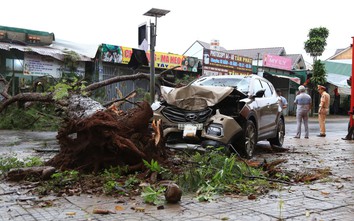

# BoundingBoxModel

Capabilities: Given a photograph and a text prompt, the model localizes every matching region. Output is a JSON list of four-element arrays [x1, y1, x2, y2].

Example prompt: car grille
[[161, 106, 213, 123]]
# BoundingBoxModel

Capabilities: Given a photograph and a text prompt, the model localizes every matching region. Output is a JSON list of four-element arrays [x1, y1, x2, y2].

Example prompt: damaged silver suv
[[152, 74, 285, 158]]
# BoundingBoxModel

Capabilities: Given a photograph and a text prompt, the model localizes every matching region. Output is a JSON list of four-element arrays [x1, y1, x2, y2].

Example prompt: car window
[[253, 79, 263, 95], [261, 81, 273, 97]]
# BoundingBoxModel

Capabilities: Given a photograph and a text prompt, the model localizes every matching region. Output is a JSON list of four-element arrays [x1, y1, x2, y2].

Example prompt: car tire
[[269, 118, 285, 147], [234, 120, 257, 159]]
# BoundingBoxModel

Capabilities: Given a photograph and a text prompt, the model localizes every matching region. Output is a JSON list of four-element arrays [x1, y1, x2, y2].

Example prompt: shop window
[[6, 58, 23, 71]]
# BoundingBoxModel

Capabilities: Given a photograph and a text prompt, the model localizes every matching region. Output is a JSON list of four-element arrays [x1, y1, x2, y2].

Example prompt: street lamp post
[[143, 8, 170, 104]]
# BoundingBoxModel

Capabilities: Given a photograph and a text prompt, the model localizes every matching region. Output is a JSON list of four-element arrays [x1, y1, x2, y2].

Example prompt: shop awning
[[327, 73, 351, 95], [323, 60, 351, 95], [261, 71, 300, 84]]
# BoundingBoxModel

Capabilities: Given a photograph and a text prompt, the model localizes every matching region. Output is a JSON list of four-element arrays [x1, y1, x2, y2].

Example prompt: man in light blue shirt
[[276, 89, 288, 115], [294, 85, 312, 138]]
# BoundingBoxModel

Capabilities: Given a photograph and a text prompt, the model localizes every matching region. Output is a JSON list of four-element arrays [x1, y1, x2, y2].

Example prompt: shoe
[[293, 136, 300, 139], [341, 137, 352, 140], [317, 134, 326, 137], [305, 137, 309, 139]]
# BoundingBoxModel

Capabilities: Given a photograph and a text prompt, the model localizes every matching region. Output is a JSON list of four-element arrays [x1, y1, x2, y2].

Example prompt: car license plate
[[183, 124, 198, 137], [178, 123, 203, 130]]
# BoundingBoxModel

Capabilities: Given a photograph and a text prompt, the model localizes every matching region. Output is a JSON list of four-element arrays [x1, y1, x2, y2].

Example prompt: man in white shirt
[[294, 85, 312, 138]]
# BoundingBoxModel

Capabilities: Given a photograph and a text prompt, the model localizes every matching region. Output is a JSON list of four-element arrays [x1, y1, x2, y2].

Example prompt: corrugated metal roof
[[50, 39, 98, 59], [324, 60, 352, 76], [286, 54, 306, 70], [196, 40, 227, 51], [0, 25, 54, 37], [0, 42, 91, 61], [335, 48, 346, 55], [227, 47, 286, 59], [226, 47, 305, 70], [326, 46, 351, 60]]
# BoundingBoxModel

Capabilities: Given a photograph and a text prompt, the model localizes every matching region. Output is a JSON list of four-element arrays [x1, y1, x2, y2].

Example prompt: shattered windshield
[[193, 77, 241, 87], [193, 77, 250, 93], [236, 78, 250, 93]]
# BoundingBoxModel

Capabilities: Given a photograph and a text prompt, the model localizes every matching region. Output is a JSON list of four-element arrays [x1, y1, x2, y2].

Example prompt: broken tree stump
[[46, 99, 166, 174]]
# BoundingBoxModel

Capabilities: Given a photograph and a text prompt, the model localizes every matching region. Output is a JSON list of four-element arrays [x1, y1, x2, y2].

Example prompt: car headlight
[[151, 102, 161, 111], [206, 123, 224, 137]]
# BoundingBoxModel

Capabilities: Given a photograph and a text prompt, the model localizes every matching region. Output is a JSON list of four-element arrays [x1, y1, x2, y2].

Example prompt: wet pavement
[[0, 116, 353, 220]]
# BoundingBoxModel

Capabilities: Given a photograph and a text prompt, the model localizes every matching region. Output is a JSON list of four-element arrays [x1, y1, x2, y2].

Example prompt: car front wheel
[[269, 118, 285, 147], [235, 120, 257, 159]]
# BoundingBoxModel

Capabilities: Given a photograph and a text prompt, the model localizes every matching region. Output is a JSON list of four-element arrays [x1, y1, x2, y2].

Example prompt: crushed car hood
[[160, 85, 236, 110]]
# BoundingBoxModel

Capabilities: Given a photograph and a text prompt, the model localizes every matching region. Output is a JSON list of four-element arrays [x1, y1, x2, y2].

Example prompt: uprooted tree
[[0, 71, 179, 173]]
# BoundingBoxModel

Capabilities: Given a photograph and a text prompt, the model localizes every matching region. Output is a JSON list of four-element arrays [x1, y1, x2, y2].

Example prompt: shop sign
[[24, 54, 85, 78], [101, 43, 198, 72], [101, 44, 121, 63], [146, 52, 199, 72], [263, 54, 292, 70], [202, 49, 253, 76]]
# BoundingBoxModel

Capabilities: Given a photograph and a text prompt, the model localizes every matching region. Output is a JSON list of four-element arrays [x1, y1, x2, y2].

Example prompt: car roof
[[193, 74, 274, 87], [197, 74, 265, 79], [198, 75, 245, 79], [194, 74, 264, 82]]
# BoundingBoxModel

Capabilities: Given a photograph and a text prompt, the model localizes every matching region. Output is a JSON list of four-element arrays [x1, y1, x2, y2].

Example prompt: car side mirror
[[253, 89, 265, 98]]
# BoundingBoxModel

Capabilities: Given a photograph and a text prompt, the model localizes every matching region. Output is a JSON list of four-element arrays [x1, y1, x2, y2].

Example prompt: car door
[[259, 80, 278, 134], [251, 79, 268, 134]]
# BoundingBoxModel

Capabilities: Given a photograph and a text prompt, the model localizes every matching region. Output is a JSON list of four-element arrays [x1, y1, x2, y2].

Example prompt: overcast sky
[[1, 0, 353, 63]]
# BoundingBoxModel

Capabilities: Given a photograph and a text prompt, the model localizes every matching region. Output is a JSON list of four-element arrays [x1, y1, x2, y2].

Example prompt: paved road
[[0, 116, 353, 220], [284, 115, 349, 137]]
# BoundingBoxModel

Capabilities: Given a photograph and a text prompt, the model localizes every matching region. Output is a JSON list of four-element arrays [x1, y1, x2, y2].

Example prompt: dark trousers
[[345, 126, 354, 139]]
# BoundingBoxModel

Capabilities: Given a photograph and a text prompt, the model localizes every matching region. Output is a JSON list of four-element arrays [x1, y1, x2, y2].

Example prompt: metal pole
[[256, 53, 260, 74], [350, 37, 354, 127], [149, 20, 155, 104]]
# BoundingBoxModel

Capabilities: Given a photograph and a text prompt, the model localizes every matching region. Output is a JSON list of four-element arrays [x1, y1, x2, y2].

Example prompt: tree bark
[[0, 92, 54, 112], [83, 73, 151, 92]]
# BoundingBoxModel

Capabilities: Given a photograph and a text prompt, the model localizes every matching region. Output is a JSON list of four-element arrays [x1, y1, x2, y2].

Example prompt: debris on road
[[92, 208, 116, 214], [6, 166, 56, 181]]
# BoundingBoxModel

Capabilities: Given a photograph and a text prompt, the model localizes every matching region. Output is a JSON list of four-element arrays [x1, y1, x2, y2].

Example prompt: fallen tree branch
[[245, 175, 293, 185], [0, 76, 11, 100], [103, 90, 137, 107], [84, 66, 181, 93], [0, 92, 54, 113], [0, 64, 183, 113], [84, 73, 150, 92], [158, 66, 181, 88]]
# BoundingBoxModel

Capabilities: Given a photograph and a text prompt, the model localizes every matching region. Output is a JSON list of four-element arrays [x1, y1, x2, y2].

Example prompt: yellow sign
[[101, 44, 198, 72], [121, 47, 133, 64], [146, 52, 184, 69]]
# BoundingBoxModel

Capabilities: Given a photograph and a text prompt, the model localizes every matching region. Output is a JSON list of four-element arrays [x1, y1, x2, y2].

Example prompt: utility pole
[[143, 8, 170, 104], [149, 20, 156, 104]]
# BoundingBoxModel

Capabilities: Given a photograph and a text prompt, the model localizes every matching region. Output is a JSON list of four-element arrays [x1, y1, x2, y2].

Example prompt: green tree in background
[[304, 27, 329, 115], [310, 60, 327, 86], [304, 27, 329, 63]]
